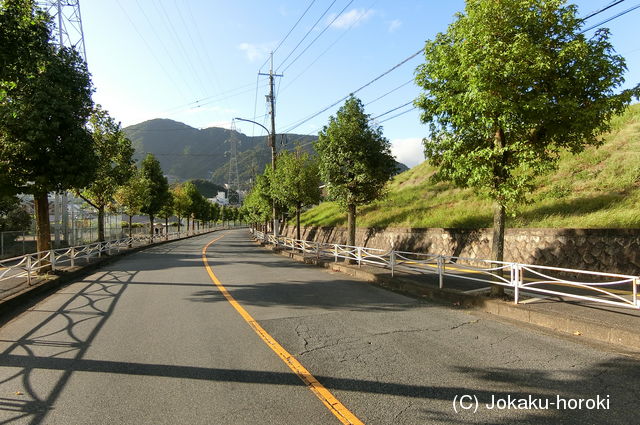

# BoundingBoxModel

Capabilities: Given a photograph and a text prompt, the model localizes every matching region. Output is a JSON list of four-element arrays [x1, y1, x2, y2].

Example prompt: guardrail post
[[438, 256, 444, 289], [50, 250, 56, 271], [634, 278, 639, 309], [512, 264, 520, 305], [390, 250, 396, 277], [315, 242, 320, 260], [26, 255, 32, 285], [70, 247, 75, 267], [334, 244, 338, 263], [357, 247, 362, 267]]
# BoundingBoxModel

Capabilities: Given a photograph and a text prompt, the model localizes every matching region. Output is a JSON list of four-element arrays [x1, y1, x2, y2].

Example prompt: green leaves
[[415, 0, 637, 211], [80, 106, 135, 210], [140, 154, 170, 217], [270, 148, 321, 213], [315, 95, 396, 210], [114, 169, 151, 218], [0, 0, 96, 195]]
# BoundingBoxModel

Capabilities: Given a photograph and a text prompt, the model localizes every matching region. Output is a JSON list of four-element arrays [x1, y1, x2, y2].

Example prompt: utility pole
[[226, 122, 241, 206], [258, 53, 282, 237]]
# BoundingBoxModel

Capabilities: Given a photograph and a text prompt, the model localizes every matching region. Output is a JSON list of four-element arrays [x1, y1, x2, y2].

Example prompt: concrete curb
[[0, 230, 222, 325], [264, 243, 640, 352]]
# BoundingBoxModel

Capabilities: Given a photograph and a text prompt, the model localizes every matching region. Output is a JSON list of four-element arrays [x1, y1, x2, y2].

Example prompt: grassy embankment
[[300, 103, 640, 229]]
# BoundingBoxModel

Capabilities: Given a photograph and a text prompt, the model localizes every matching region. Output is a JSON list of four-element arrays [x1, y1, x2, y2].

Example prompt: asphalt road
[[1, 229, 639, 425]]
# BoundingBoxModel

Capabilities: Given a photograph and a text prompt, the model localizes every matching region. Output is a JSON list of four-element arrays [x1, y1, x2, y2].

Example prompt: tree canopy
[[416, 0, 637, 211], [315, 95, 395, 247], [271, 148, 321, 240], [140, 154, 170, 235], [0, 0, 95, 252], [415, 0, 639, 294], [80, 106, 135, 241]]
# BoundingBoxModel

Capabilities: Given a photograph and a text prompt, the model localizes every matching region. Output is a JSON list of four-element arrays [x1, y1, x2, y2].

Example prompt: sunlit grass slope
[[300, 104, 640, 229]]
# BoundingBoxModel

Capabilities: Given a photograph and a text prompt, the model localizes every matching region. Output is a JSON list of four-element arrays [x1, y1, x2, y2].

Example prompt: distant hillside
[[301, 103, 640, 229], [123, 119, 317, 186], [124, 119, 408, 187]]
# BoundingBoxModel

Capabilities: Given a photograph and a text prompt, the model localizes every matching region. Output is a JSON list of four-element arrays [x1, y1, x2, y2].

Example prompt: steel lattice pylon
[[37, 0, 87, 61], [226, 121, 242, 206]]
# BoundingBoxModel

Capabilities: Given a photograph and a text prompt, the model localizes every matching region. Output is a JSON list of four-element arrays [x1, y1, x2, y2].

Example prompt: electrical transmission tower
[[226, 122, 242, 206], [38, 0, 87, 60]]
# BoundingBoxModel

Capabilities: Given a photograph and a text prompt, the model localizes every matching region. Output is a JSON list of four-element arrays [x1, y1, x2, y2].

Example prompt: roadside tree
[[0, 0, 95, 253], [271, 149, 321, 240], [315, 95, 396, 250], [79, 107, 134, 241], [415, 0, 639, 295], [140, 154, 170, 238], [114, 170, 150, 239]]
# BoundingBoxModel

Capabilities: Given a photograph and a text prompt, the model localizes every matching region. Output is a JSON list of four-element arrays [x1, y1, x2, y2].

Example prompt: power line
[[173, 0, 221, 99], [580, 2, 640, 33], [279, 0, 379, 95], [280, 0, 356, 74], [159, 82, 268, 115], [365, 79, 414, 106], [132, 0, 198, 98], [154, 0, 209, 98], [280, 48, 423, 133], [371, 101, 414, 121], [378, 106, 417, 124], [275, 0, 339, 72], [260, 0, 318, 71], [115, 0, 187, 102], [582, 0, 626, 21]]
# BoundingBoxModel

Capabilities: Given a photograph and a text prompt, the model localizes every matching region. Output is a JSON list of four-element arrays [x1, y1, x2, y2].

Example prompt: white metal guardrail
[[0, 226, 229, 287], [251, 229, 640, 310]]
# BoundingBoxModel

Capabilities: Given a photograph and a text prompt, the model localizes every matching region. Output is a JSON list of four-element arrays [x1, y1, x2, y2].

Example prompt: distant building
[[210, 191, 229, 206]]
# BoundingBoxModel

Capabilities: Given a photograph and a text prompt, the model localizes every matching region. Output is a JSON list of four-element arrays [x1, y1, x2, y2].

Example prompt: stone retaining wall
[[279, 226, 640, 275]]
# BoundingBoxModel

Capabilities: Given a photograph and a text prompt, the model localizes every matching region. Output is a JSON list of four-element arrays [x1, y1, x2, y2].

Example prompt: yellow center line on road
[[202, 234, 365, 425]]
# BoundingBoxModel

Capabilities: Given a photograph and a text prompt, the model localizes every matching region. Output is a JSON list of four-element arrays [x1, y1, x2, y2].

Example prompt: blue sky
[[77, 0, 639, 168]]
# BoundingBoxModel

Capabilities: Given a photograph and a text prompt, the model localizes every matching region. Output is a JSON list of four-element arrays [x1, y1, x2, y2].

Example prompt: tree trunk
[[490, 202, 506, 297], [149, 214, 154, 239], [97, 206, 105, 242], [296, 203, 302, 241], [34, 192, 51, 254], [187, 216, 190, 232], [347, 203, 356, 264]]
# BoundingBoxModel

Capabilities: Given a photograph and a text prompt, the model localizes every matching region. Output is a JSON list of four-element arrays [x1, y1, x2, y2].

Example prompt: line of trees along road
[[1, 1, 238, 261], [243, 0, 638, 288]]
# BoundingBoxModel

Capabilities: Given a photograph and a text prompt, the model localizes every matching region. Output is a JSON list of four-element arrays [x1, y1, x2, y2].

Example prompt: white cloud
[[390, 137, 425, 168], [238, 42, 270, 62], [388, 19, 402, 33], [329, 9, 375, 29]]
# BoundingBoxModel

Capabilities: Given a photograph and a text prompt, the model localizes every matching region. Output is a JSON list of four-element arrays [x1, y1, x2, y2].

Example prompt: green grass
[[300, 104, 640, 229]]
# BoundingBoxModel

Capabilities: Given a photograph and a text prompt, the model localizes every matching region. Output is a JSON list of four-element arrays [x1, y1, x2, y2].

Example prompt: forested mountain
[[123, 119, 408, 188], [123, 119, 317, 186]]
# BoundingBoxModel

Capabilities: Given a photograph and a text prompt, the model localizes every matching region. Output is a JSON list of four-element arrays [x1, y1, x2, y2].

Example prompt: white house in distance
[[210, 191, 229, 207]]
